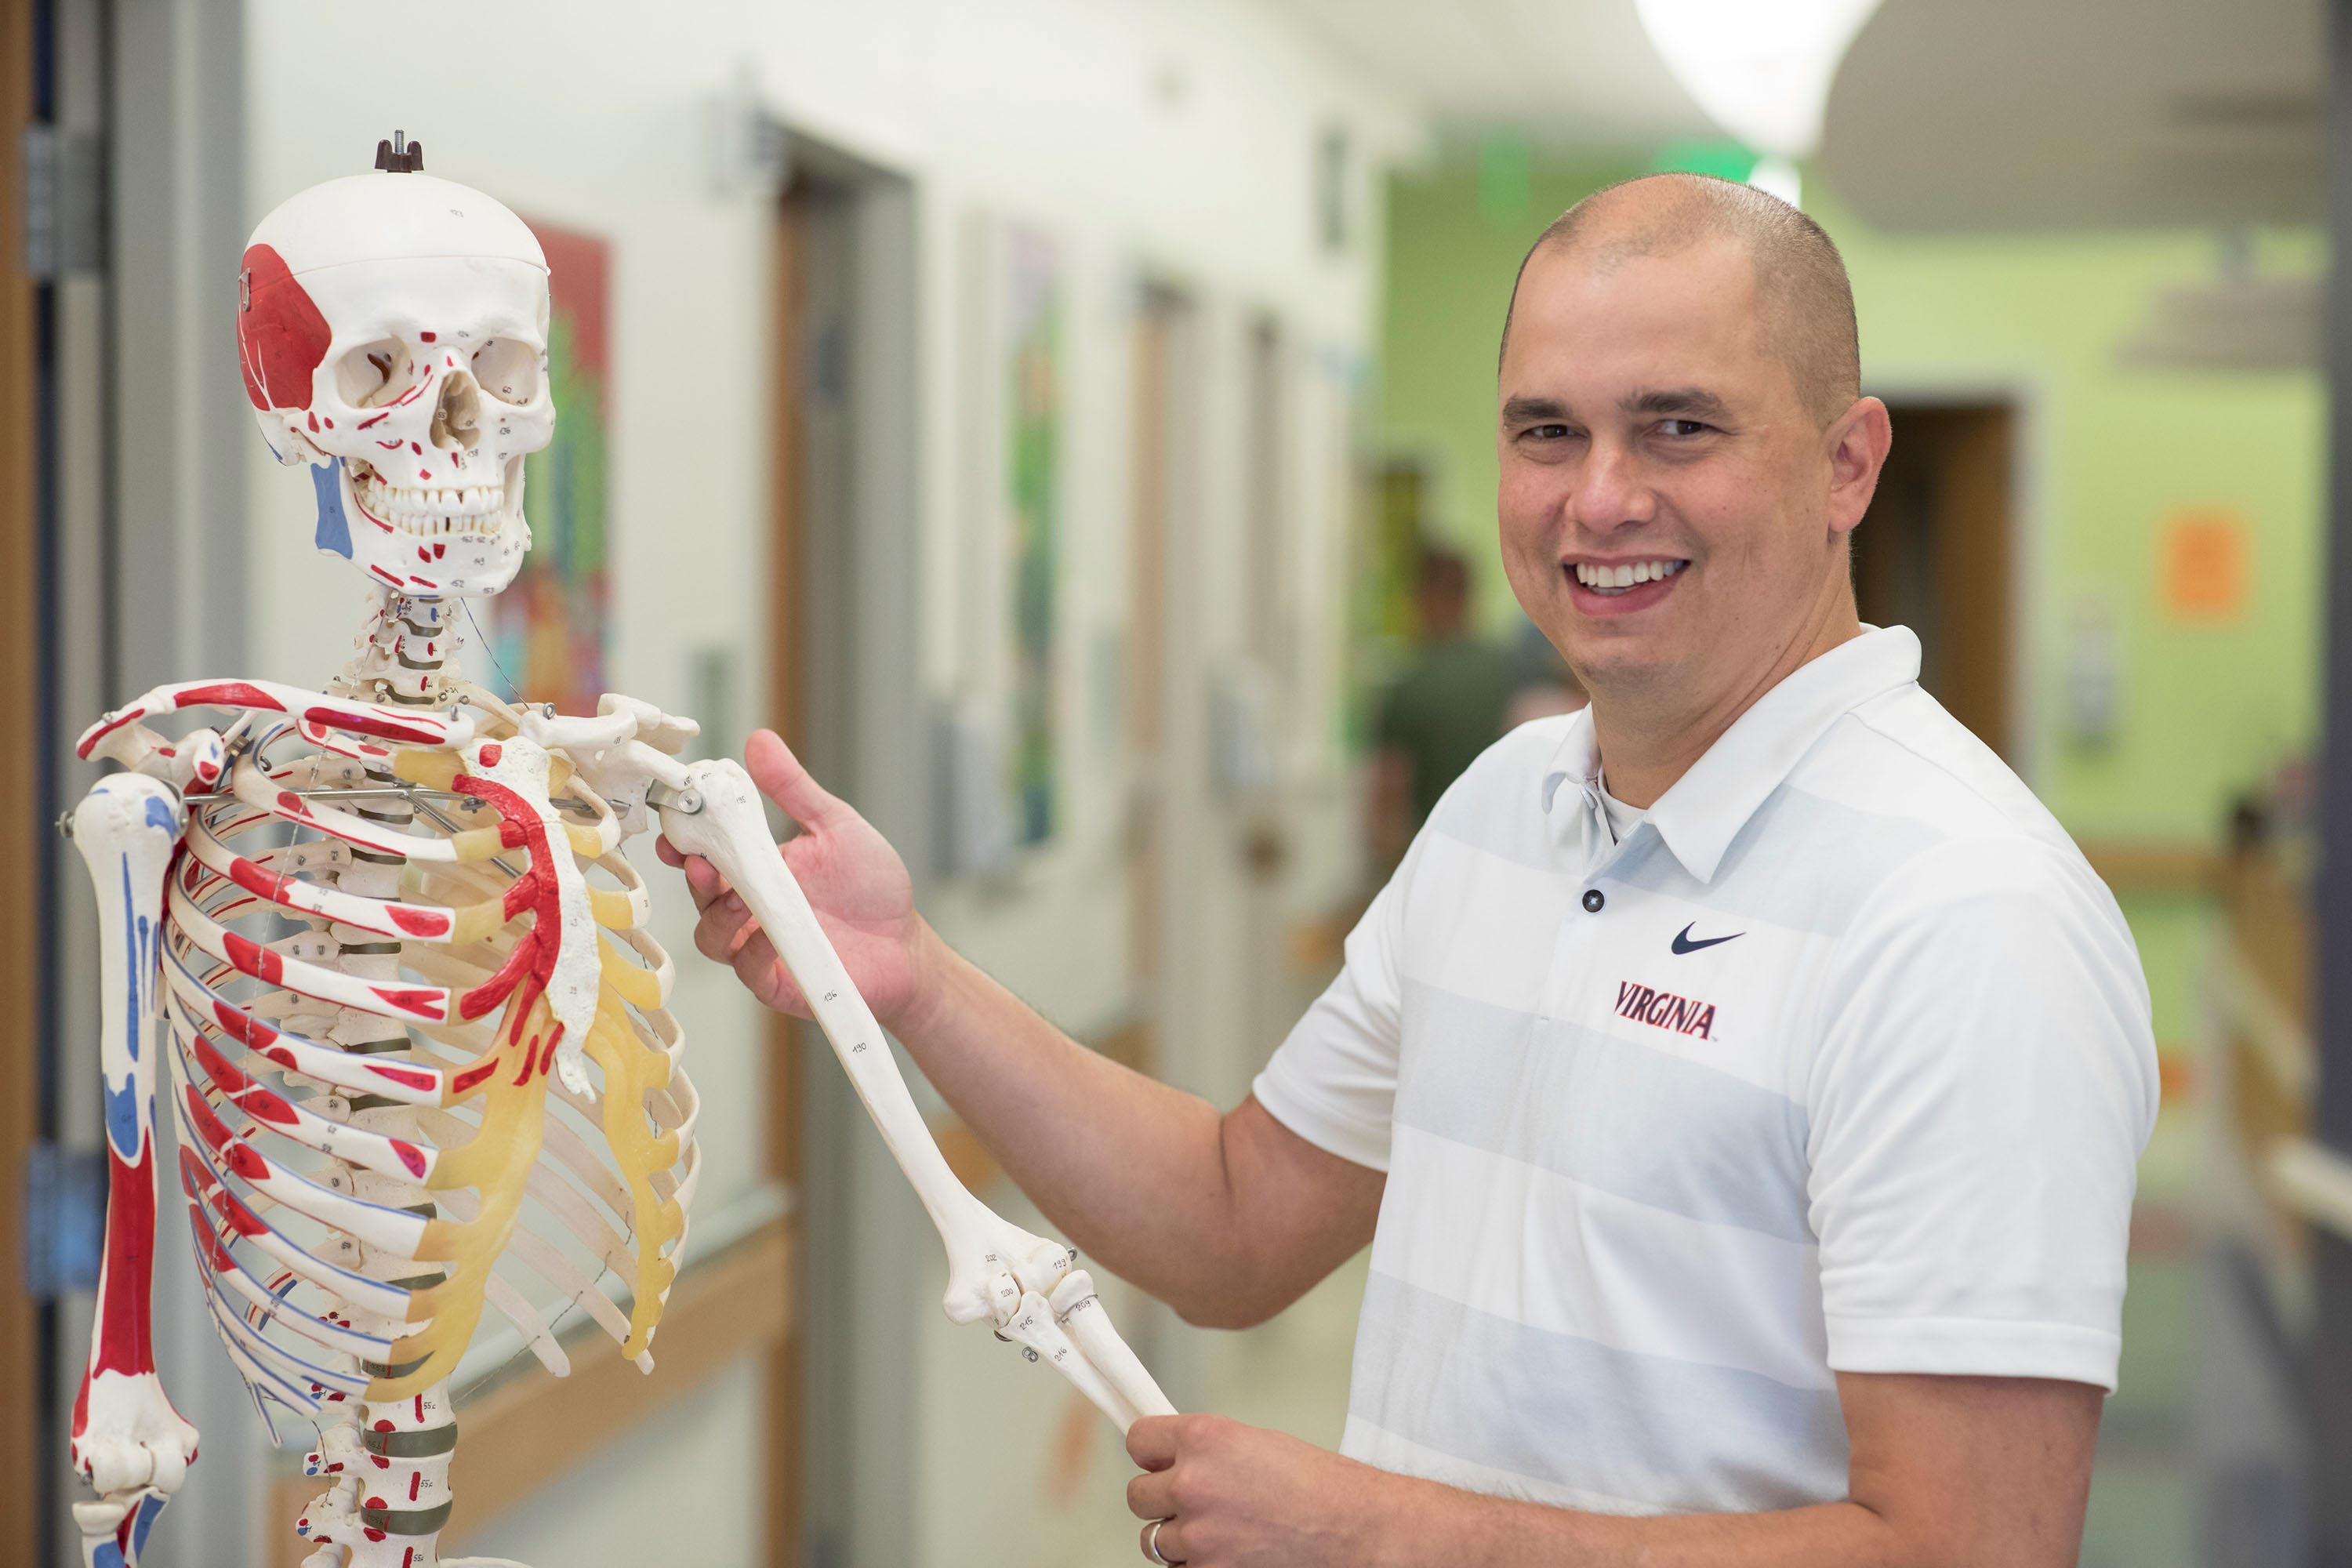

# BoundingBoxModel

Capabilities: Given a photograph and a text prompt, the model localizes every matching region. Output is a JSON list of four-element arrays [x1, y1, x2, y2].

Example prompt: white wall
[[243, 2, 1418, 1563]]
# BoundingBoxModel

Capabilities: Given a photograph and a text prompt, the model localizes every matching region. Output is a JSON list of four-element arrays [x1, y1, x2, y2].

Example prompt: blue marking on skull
[[310, 458, 353, 559]]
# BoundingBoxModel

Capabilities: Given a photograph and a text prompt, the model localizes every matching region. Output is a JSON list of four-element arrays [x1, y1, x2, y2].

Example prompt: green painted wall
[[1379, 162, 2325, 851]]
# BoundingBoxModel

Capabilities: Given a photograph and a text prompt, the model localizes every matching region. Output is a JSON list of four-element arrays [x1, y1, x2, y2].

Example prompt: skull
[[239, 169, 555, 599]]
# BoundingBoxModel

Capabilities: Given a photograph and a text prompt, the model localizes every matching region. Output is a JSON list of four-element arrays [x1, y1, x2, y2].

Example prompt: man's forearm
[[887, 922, 1247, 1320], [1418, 1484, 1904, 1568]]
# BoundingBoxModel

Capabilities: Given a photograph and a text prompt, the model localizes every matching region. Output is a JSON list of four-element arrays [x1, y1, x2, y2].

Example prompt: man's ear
[[1825, 397, 1893, 539]]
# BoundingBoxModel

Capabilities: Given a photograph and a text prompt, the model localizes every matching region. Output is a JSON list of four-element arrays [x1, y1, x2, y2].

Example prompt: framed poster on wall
[[492, 220, 611, 713]]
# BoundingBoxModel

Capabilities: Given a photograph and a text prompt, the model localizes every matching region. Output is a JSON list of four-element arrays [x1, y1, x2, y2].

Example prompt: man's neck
[[1588, 591, 1861, 810]]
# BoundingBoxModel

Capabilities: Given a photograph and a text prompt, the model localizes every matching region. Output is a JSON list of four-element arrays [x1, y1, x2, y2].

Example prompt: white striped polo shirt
[[1254, 626, 2158, 1516]]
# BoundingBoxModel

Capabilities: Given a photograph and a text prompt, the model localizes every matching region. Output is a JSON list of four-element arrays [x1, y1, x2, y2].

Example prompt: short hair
[[1497, 172, 1860, 426]]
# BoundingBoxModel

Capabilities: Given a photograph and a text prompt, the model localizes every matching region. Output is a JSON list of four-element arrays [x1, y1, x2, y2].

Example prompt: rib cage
[[158, 695, 702, 1438]]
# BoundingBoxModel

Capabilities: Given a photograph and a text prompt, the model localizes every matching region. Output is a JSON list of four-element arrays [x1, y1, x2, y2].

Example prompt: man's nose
[[1566, 440, 1656, 531]]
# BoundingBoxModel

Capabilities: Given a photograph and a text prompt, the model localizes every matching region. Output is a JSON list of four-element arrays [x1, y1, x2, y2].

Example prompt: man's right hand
[[655, 728, 937, 1034]]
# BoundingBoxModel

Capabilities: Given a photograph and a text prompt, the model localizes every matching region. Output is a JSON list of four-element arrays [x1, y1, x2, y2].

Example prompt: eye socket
[[333, 337, 426, 409], [470, 339, 541, 405]]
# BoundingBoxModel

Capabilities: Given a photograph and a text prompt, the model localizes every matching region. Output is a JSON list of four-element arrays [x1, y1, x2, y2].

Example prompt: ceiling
[[1263, 0, 2325, 231]]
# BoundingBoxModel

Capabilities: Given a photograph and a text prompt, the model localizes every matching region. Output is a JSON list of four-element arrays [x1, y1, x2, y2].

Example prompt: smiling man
[[666, 172, 2157, 1567]]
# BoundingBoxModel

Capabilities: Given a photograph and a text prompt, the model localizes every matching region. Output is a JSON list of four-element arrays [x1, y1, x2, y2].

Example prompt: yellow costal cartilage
[[368, 986, 550, 1401], [582, 995, 686, 1359]]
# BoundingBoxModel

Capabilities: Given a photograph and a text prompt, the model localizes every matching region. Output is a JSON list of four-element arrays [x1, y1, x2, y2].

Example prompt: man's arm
[[660, 729, 1385, 1328], [1124, 1372, 2102, 1568]]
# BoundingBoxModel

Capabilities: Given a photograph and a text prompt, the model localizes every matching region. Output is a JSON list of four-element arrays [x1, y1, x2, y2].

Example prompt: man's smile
[[1566, 555, 1690, 616]]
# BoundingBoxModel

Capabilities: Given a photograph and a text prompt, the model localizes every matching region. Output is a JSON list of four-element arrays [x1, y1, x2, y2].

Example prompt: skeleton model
[[65, 137, 1171, 1568]]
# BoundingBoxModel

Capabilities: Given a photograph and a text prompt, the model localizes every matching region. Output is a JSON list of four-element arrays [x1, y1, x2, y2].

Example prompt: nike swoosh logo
[[1671, 923, 1744, 955]]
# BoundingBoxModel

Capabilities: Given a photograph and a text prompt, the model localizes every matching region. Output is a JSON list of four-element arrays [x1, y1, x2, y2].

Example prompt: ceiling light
[[1634, 0, 1885, 162]]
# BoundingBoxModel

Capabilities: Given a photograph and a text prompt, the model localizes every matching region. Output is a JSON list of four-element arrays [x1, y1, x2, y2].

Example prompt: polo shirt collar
[[1542, 626, 1923, 884]]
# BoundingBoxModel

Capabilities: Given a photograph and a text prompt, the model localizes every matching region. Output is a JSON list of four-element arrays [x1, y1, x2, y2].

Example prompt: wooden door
[[1854, 403, 2016, 756], [1, 1, 42, 1560]]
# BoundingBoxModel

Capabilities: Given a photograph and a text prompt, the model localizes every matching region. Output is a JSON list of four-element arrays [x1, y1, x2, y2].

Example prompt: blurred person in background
[[664, 172, 2154, 1567], [1368, 546, 1523, 866]]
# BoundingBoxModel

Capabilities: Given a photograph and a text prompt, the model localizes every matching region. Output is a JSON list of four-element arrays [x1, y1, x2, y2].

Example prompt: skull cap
[[245, 172, 547, 277]]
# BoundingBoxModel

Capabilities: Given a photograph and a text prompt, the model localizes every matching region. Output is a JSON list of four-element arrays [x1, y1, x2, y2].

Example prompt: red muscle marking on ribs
[[499, 820, 528, 849], [410, 1470, 421, 1499], [502, 870, 542, 920], [387, 906, 453, 940], [477, 743, 502, 767], [226, 853, 289, 907], [462, 928, 541, 1022], [223, 931, 287, 985], [368, 1062, 438, 1091], [238, 244, 332, 411], [221, 1136, 268, 1183], [176, 682, 288, 713], [391, 1139, 427, 1178], [211, 998, 280, 1053], [368, 986, 446, 1021], [450, 1062, 497, 1094], [414, 1394, 425, 1422], [183, 1085, 234, 1153]]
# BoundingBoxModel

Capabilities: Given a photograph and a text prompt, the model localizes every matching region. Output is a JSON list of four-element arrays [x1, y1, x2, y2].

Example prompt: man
[[1370, 546, 1523, 865], [662, 172, 2155, 1566]]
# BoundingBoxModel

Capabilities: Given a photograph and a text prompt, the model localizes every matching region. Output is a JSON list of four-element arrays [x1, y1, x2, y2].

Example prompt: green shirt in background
[[1377, 637, 1522, 828]]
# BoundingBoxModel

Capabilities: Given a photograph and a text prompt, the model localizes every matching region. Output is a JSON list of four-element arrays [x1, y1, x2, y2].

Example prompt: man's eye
[[1658, 419, 1711, 437], [1523, 423, 1572, 441]]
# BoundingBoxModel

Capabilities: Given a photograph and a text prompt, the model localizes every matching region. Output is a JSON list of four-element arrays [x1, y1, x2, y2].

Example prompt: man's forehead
[[1504, 241, 1768, 385]]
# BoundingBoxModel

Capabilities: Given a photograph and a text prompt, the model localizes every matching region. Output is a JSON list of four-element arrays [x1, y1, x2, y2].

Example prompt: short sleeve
[[1252, 866, 1409, 1173], [1806, 837, 2159, 1392]]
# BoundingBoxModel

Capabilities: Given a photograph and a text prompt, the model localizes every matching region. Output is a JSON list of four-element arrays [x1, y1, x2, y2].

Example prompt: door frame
[[1860, 372, 2045, 786]]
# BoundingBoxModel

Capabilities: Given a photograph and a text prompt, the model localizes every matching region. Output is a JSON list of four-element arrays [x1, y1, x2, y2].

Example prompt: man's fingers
[[1125, 1414, 1182, 1472], [655, 834, 685, 869], [1126, 1466, 1178, 1520], [1138, 1518, 1187, 1565], [744, 728, 844, 829], [681, 853, 730, 913]]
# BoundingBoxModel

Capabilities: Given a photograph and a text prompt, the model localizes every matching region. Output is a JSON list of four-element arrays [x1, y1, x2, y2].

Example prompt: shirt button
[[1582, 888, 1605, 913]]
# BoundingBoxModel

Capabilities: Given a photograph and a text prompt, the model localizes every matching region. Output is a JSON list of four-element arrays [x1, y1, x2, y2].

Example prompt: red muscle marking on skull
[[414, 1394, 425, 1422], [410, 441, 422, 456], [308, 412, 320, 432], [418, 470, 430, 481], [419, 332, 437, 342], [433, 541, 446, 559], [410, 1471, 422, 1500], [408, 576, 434, 586], [238, 244, 332, 411], [371, 564, 403, 586], [387, 905, 452, 938], [358, 412, 390, 430]]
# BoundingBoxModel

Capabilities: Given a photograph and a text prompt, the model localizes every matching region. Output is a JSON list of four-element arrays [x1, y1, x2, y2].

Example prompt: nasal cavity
[[430, 368, 483, 452]]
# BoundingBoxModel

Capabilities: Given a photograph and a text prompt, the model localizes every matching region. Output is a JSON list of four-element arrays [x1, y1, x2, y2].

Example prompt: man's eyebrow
[[1622, 387, 1731, 420], [1500, 394, 1569, 424]]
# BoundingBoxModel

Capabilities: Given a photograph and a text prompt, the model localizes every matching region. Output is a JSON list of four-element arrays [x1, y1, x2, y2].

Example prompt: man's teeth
[[355, 472, 512, 535], [1573, 559, 1687, 594]]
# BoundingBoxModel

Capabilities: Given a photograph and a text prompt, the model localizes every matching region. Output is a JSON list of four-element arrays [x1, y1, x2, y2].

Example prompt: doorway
[[1854, 401, 2019, 758]]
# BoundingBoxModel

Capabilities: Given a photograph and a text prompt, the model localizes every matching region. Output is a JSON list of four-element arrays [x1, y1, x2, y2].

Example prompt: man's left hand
[[1125, 1414, 1408, 1566]]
